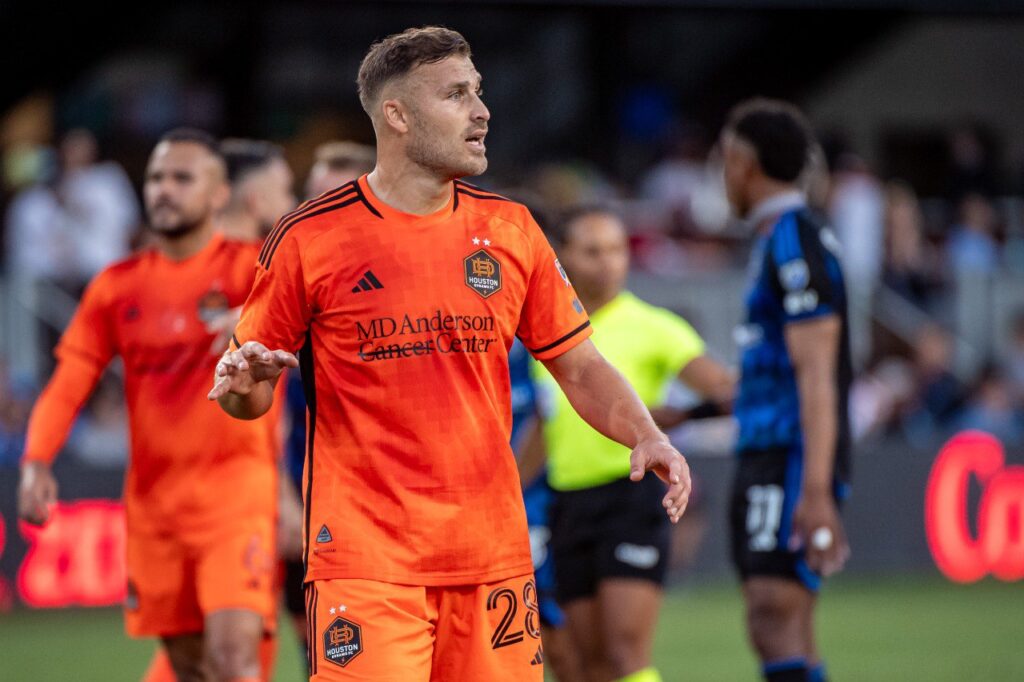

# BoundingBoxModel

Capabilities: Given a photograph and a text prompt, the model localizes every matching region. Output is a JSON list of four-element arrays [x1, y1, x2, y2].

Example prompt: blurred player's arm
[[785, 315, 849, 576], [651, 355, 736, 429], [19, 278, 115, 525], [542, 339, 690, 522]]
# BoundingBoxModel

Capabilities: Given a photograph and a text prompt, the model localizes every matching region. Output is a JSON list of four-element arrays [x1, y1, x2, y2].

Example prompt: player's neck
[[366, 162, 453, 216], [156, 219, 216, 261], [218, 210, 260, 243]]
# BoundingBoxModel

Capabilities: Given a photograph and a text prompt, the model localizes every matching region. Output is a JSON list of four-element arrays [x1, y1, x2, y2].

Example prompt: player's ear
[[380, 98, 410, 135], [212, 179, 231, 213]]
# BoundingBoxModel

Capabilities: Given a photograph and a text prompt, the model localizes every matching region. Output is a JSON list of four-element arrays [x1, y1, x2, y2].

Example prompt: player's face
[[721, 131, 755, 218], [144, 142, 229, 237], [249, 158, 297, 235], [401, 56, 490, 179], [560, 213, 630, 301]]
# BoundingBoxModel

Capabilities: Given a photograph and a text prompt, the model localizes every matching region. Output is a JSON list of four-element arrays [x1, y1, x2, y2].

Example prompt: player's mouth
[[465, 131, 486, 153]]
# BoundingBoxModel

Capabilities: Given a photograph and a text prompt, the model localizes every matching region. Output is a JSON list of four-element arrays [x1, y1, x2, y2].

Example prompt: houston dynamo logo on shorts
[[323, 616, 363, 668], [464, 249, 502, 298]]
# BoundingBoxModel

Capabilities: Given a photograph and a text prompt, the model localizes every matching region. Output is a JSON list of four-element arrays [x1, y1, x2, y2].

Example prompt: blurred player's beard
[[407, 115, 487, 180], [147, 205, 209, 240]]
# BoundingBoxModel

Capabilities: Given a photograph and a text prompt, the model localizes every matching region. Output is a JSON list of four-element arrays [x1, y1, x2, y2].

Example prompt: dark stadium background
[[2, 1, 1023, 680]]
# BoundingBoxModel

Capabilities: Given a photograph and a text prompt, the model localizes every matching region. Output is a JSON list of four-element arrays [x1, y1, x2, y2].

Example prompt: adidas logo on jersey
[[316, 525, 333, 543], [351, 271, 384, 294], [530, 646, 544, 666]]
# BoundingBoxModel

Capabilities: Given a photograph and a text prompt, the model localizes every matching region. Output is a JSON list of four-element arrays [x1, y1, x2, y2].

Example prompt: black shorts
[[550, 475, 671, 604], [283, 558, 306, 616], [729, 448, 845, 593]]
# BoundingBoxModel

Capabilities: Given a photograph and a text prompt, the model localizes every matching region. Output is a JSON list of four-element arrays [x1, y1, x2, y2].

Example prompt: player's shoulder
[[770, 208, 830, 261], [259, 180, 376, 268], [454, 180, 534, 226]]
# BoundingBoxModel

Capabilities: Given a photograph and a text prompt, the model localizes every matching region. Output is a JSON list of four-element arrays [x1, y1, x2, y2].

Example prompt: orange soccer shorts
[[307, 574, 544, 681], [124, 512, 277, 638]]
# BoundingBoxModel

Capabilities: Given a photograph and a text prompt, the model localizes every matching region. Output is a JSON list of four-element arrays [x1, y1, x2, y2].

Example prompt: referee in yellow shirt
[[531, 206, 734, 682]]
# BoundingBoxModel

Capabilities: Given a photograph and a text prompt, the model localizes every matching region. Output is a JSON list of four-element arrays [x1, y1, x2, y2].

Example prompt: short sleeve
[[655, 311, 706, 377], [770, 215, 838, 324], [233, 233, 312, 353], [56, 272, 117, 368], [516, 216, 592, 360]]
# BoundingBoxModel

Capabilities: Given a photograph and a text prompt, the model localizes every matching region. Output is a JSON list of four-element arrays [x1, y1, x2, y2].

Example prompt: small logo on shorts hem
[[613, 543, 660, 569], [323, 616, 363, 668], [316, 525, 333, 543]]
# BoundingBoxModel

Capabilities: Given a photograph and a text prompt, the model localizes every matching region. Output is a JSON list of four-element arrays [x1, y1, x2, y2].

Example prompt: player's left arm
[[786, 314, 850, 577], [541, 340, 690, 523]]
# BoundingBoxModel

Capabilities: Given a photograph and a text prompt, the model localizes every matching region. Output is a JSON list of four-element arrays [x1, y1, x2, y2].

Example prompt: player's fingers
[[240, 341, 272, 362], [207, 375, 233, 400], [273, 350, 299, 368]]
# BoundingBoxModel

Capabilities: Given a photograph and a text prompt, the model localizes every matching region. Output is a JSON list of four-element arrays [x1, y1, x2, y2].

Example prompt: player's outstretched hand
[[18, 461, 58, 526], [791, 492, 850, 577], [207, 340, 298, 400], [629, 437, 691, 524]]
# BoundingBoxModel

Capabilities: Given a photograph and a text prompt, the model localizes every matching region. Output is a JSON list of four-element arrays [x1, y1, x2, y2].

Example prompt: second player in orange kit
[[18, 130, 278, 682]]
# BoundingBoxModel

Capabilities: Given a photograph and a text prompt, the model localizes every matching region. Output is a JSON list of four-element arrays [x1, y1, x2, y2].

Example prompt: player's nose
[[471, 96, 490, 123]]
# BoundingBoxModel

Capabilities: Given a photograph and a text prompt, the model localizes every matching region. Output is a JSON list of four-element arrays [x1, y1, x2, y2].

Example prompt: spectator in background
[[957, 363, 1024, 447], [948, 125, 997, 201], [882, 182, 935, 307], [946, 192, 1001, 275], [59, 129, 139, 286], [902, 323, 967, 445], [5, 130, 137, 287], [829, 153, 884, 368], [4, 146, 68, 280], [305, 140, 375, 198], [1000, 310, 1024, 403]]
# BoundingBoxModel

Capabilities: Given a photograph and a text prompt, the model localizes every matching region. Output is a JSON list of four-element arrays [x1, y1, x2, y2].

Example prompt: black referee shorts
[[550, 475, 671, 604]]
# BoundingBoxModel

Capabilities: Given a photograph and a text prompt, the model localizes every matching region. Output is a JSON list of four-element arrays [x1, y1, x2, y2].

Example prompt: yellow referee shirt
[[535, 291, 705, 491]]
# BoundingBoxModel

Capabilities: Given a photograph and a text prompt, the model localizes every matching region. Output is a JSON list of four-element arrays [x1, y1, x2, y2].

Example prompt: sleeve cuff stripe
[[528, 320, 591, 355]]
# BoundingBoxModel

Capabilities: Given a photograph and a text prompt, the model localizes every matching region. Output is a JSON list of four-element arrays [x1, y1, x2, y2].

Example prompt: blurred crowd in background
[[3, 8, 1024, 473]]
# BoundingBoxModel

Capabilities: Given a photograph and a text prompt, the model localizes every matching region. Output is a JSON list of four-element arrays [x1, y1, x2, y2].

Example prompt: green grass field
[[1, 576, 1021, 681]]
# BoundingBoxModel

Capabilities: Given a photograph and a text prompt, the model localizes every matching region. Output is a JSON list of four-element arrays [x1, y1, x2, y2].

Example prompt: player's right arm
[[18, 277, 116, 525], [210, 227, 310, 419]]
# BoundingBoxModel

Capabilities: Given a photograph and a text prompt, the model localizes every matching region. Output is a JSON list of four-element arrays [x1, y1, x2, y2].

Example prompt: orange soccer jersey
[[233, 176, 592, 586], [24, 234, 278, 535]]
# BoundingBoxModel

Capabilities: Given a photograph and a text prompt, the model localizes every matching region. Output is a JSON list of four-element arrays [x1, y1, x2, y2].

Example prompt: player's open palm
[[208, 340, 298, 400], [18, 461, 58, 526], [792, 492, 849, 577], [629, 438, 691, 524]]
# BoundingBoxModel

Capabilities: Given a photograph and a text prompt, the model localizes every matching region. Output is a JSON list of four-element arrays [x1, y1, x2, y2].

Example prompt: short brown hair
[[357, 26, 471, 114]]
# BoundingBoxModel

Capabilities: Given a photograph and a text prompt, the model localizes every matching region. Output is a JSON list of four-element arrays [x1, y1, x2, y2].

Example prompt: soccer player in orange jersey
[[18, 129, 278, 682], [209, 27, 691, 681]]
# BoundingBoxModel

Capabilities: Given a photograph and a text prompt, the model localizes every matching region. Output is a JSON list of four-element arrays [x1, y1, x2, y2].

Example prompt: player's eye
[[449, 91, 464, 101], [476, 89, 484, 98]]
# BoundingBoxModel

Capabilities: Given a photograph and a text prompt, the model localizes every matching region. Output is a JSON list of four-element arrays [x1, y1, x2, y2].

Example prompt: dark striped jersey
[[734, 206, 852, 485]]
